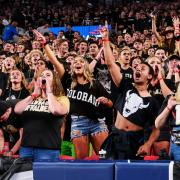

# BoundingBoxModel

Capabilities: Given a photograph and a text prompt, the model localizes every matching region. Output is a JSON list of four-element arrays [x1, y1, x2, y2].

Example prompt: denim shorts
[[19, 147, 60, 162], [71, 115, 108, 139]]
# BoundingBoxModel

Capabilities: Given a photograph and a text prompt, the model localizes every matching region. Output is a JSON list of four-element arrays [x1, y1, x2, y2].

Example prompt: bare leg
[[90, 131, 108, 155], [72, 135, 89, 159]]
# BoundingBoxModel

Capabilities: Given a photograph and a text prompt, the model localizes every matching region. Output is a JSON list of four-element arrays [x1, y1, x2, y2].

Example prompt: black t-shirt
[[0, 100, 22, 150], [148, 79, 176, 106], [114, 79, 160, 127], [115, 62, 133, 82], [94, 62, 112, 94], [121, 67, 133, 81], [1, 111, 22, 150], [24, 69, 35, 83], [67, 80, 111, 121], [2, 87, 30, 101], [111, 63, 133, 102], [21, 98, 63, 149]]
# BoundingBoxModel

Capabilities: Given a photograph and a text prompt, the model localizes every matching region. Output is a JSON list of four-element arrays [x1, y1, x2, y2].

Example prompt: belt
[[71, 114, 86, 118]]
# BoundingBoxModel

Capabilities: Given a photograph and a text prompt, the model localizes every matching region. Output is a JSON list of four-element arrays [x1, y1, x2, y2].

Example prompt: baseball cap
[[0, 101, 10, 117]]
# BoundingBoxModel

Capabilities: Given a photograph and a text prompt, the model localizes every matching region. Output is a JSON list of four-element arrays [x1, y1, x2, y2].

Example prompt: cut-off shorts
[[71, 115, 108, 139]]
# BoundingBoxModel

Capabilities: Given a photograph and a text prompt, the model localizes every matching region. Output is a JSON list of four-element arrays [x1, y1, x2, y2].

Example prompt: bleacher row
[[11, 160, 172, 180]]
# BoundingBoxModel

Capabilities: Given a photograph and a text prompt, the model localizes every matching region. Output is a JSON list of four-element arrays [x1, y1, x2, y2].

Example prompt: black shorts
[[101, 126, 144, 160]]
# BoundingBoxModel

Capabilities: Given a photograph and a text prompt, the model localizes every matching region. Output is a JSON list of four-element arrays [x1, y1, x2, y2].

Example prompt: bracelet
[[166, 106, 172, 111], [30, 93, 39, 100]]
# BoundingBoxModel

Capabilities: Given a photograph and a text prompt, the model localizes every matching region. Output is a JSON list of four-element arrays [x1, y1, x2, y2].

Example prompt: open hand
[[33, 29, 47, 46]]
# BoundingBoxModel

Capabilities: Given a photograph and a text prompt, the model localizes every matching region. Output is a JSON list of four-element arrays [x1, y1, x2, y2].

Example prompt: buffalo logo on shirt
[[123, 90, 149, 117]]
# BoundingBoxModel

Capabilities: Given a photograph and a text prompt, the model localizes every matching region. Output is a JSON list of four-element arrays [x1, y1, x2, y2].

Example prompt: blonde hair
[[2, 57, 16, 73], [70, 56, 94, 89], [29, 49, 43, 59], [7, 69, 28, 90]]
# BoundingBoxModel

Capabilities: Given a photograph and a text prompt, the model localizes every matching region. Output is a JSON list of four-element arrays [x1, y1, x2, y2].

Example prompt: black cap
[[0, 101, 10, 117]]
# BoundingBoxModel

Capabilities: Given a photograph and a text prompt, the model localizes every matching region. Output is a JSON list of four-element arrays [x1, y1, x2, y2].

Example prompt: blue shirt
[[2, 25, 17, 41]]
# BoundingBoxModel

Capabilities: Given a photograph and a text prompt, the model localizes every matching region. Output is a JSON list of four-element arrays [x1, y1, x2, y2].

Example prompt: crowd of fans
[[0, 0, 180, 161]]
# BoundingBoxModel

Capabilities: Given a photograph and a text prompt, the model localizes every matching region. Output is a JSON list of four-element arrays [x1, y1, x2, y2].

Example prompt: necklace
[[8, 87, 22, 100]]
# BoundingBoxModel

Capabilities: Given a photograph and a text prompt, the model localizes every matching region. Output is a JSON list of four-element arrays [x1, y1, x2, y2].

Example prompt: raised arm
[[151, 14, 163, 42], [173, 16, 180, 38], [89, 47, 103, 72], [157, 65, 173, 97], [44, 45, 65, 78], [45, 75, 69, 116], [100, 21, 122, 87], [155, 95, 178, 128], [33, 30, 65, 79]]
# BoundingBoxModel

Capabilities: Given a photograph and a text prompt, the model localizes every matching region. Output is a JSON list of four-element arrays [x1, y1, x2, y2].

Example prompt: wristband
[[31, 93, 39, 100], [166, 106, 172, 111]]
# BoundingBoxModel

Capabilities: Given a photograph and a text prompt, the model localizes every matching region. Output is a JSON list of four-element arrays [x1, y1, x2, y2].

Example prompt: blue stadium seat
[[33, 161, 114, 180], [115, 162, 169, 180]]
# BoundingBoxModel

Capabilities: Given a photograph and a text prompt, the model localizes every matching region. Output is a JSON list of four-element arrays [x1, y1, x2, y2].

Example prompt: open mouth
[[75, 65, 82, 70], [135, 72, 141, 78], [76, 67, 81, 70], [7, 63, 11, 66]]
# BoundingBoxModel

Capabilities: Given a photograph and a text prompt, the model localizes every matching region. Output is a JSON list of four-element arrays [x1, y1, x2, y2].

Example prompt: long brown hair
[[51, 71, 65, 96], [70, 56, 94, 89]]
